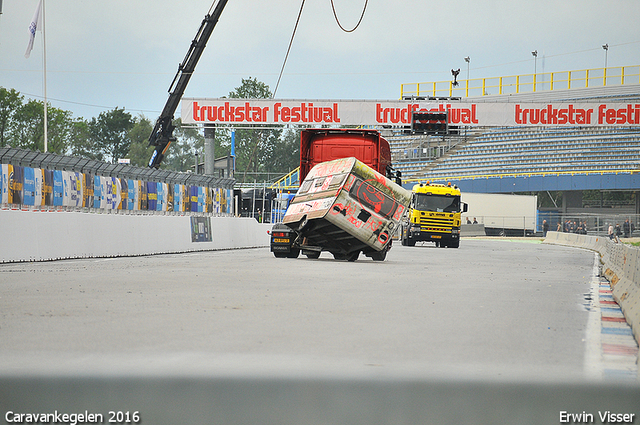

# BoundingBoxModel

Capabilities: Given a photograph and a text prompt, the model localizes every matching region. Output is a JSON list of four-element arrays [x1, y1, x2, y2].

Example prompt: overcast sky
[[1, 0, 638, 120]]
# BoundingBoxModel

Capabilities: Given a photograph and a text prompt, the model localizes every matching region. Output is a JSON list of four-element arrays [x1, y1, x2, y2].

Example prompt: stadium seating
[[390, 126, 640, 180]]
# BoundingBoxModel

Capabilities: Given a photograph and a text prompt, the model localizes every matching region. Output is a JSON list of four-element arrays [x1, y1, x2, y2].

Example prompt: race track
[[0, 238, 595, 380]]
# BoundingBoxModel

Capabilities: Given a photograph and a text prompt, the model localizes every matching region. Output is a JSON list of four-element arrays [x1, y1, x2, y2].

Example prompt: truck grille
[[419, 214, 454, 232]]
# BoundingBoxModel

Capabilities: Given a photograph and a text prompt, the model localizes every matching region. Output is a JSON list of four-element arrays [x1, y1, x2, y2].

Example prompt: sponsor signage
[[182, 98, 640, 127]]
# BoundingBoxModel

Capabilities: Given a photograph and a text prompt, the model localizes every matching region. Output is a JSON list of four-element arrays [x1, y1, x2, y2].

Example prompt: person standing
[[623, 219, 630, 238]]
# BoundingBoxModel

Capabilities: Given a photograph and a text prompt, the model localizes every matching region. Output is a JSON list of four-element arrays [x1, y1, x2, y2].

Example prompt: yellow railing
[[401, 65, 640, 99], [404, 168, 640, 185], [269, 167, 300, 189]]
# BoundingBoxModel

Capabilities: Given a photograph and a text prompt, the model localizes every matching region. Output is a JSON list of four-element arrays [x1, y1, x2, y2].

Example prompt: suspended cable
[[331, 0, 368, 33], [273, 0, 306, 98]]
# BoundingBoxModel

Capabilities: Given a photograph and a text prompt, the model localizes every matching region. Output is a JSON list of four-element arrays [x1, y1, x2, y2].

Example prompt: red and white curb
[[584, 253, 638, 380]]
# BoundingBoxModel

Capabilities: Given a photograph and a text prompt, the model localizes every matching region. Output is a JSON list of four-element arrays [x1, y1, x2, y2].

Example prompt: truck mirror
[[462, 203, 468, 213]]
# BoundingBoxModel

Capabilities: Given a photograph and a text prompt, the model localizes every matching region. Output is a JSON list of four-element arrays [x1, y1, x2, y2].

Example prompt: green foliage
[[162, 118, 205, 172], [0, 78, 301, 182], [90, 107, 134, 163], [126, 115, 154, 167], [228, 77, 272, 99], [11, 99, 46, 151], [226, 77, 291, 183], [266, 127, 300, 173], [0, 87, 22, 147], [69, 118, 99, 160]]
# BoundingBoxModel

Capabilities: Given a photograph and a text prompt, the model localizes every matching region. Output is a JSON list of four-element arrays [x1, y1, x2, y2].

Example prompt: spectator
[[623, 219, 630, 238], [608, 224, 614, 240], [542, 220, 549, 237]]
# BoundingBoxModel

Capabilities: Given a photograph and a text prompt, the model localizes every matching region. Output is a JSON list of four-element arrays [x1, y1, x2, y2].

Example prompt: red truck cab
[[299, 129, 394, 183]]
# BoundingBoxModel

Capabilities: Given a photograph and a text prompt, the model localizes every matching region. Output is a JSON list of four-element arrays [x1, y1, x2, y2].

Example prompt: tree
[[6, 97, 71, 154], [126, 115, 154, 167], [265, 127, 300, 174], [163, 119, 204, 172], [10, 99, 45, 152], [227, 77, 283, 183], [44, 107, 73, 154], [90, 107, 134, 163], [0, 87, 23, 147], [69, 118, 100, 160]]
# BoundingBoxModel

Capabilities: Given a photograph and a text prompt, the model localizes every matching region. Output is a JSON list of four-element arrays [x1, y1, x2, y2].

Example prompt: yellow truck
[[400, 181, 468, 248]]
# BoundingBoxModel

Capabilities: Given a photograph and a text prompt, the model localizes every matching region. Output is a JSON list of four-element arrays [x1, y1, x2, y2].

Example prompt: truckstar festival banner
[[182, 98, 640, 127]]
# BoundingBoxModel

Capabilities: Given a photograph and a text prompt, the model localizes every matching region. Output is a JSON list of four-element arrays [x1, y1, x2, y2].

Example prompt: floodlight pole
[[42, 0, 48, 153], [531, 50, 538, 92]]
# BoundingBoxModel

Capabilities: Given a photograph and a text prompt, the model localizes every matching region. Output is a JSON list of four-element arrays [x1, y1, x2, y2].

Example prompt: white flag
[[25, 0, 43, 58]]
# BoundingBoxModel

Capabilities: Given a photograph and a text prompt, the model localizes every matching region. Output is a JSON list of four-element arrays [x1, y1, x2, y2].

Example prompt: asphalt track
[[0, 238, 597, 380]]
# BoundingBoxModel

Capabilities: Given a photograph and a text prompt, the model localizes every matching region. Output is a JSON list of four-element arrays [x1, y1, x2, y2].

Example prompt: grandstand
[[391, 126, 640, 180], [391, 65, 640, 192]]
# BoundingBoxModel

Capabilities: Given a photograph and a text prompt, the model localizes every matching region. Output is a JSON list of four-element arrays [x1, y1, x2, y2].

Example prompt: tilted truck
[[400, 181, 468, 248], [270, 157, 411, 261]]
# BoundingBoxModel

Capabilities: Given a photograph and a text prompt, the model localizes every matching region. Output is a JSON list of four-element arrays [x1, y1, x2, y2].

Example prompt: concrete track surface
[[2, 239, 639, 425], [0, 239, 597, 377]]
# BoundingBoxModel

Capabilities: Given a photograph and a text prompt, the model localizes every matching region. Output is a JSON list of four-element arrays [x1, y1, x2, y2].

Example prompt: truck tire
[[370, 250, 387, 261], [305, 251, 321, 259], [274, 252, 288, 258], [287, 248, 300, 258], [347, 251, 360, 262]]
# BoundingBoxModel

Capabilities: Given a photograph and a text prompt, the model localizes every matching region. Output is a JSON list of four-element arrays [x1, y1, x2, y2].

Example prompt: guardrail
[[544, 231, 640, 353], [404, 168, 640, 186], [401, 65, 640, 98], [1, 147, 235, 215]]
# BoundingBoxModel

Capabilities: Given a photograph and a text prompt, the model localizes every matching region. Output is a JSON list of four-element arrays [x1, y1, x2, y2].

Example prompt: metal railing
[[0, 147, 235, 189], [404, 168, 640, 186], [269, 167, 300, 190], [539, 213, 640, 238], [401, 65, 640, 99]]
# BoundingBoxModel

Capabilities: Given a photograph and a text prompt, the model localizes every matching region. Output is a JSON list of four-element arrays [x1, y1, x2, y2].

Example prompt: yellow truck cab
[[401, 181, 468, 248]]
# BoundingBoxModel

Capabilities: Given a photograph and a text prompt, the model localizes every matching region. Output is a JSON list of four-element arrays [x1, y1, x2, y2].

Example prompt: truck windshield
[[414, 193, 460, 213]]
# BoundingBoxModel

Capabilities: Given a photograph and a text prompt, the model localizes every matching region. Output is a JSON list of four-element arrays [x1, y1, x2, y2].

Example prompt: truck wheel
[[305, 251, 321, 259], [450, 240, 460, 248], [347, 251, 359, 262], [370, 250, 387, 261], [287, 248, 300, 258], [407, 237, 416, 247], [274, 252, 287, 258]]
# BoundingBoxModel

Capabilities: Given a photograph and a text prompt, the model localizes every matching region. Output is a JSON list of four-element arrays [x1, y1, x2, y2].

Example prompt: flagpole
[[42, 0, 48, 153]]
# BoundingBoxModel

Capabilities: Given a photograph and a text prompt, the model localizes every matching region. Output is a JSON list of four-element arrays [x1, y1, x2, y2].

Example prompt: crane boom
[[148, 0, 229, 168]]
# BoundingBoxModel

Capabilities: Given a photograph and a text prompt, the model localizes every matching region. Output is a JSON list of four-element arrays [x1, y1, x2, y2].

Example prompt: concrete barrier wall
[[1, 374, 639, 425], [0, 210, 271, 263], [461, 223, 486, 236], [544, 231, 640, 348]]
